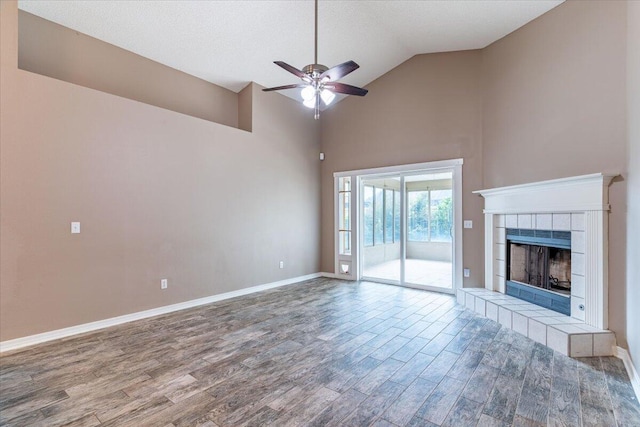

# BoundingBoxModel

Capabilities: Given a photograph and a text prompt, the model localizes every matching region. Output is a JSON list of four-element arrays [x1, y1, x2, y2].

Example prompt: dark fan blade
[[325, 82, 368, 96], [319, 60, 359, 81], [262, 84, 306, 92], [274, 61, 306, 79]]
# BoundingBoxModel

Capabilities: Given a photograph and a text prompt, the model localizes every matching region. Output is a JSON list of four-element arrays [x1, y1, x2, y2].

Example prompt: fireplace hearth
[[506, 228, 571, 315]]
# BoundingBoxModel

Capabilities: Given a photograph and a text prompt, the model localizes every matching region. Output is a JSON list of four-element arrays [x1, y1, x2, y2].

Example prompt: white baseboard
[[320, 271, 338, 279], [615, 346, 640, 401], [0, 272, 322, 353]]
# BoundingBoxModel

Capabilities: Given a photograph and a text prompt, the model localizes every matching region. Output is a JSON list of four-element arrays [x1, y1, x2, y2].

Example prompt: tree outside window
[[408, 189, 452, 242]]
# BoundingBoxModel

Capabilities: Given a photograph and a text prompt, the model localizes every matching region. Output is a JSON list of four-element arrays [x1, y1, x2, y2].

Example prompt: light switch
[[464, 220, 473, 229], [464, 268, 470, 277], [71, 222, 81, 234]]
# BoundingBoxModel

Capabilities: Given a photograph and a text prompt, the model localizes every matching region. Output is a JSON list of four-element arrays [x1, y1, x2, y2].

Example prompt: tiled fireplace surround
[[458, 174, 616, 357]]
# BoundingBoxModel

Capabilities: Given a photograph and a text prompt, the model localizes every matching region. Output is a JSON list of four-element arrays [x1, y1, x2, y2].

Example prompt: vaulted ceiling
[[19, 0, 563, 100]]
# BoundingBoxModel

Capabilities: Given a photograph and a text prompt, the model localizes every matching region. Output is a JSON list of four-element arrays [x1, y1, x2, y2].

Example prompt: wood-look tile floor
[[1, 278, 640, 426]]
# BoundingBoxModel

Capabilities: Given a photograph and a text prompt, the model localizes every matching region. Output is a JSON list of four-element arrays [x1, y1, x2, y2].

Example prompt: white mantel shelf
[[473, 173, 617, 214]]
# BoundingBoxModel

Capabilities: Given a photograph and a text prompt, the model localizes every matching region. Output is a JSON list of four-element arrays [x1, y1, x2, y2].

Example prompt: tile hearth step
[[456, 288, 615, 357]]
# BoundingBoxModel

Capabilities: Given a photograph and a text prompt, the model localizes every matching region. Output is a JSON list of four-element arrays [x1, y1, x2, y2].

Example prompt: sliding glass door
[[334, 159, 463, 294]]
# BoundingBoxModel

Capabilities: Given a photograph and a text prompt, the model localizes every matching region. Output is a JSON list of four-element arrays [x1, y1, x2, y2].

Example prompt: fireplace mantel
[[474, 173, 617, 330], [474, 173, 616, 214]]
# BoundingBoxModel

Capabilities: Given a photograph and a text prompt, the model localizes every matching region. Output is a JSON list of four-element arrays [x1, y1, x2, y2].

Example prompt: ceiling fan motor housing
[[303, 64, 329, 80]]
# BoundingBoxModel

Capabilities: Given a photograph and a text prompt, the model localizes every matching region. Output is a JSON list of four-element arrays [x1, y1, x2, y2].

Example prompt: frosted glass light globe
[[301, 86, 316, 101]]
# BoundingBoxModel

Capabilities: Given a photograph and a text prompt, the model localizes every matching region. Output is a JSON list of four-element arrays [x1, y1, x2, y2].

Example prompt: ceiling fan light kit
[[263, 0, 368, 119]]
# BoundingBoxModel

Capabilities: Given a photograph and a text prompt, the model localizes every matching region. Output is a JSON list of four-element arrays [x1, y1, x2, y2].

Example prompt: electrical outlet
[[279, 261, 284, 269], [463, 268, 470, 278], [161, 279, 168, 289], [464, 220, 473, 229]]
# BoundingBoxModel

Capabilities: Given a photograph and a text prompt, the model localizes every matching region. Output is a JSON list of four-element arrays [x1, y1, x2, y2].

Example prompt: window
[[430, 189, 453, 242], [374, 187, 384, 245], [394, 190, 400, 241], [363, 186, 374, 246], [384, 189, 394, 243], [363, 185, 400, 247], [407, 189, 452, 242], [338, 177, 351, 255], [408, 191, 429, 241]]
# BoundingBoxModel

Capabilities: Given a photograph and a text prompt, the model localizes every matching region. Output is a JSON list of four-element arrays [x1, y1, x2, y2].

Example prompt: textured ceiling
[[18, 0, 563, 100]]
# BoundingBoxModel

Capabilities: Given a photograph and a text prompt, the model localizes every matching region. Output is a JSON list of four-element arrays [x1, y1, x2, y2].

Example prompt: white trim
[[0, 273, 322, 353], [334, 177, 358, 280], [351, 182, 360, 279], [361, 276, 455, 294], [474, 173, 615, 198], [481, 205, 610, 215], [321, 271, 339, 279], [615, 346, 640, 402], [334, 158, 463, 178], [585, 210, 608, 329], [400, 175, 406, 284], [473, 173, 616, 214], [333, 176, 341, 277], [484, 214, 495, 291], [453, 162, 463, 292]]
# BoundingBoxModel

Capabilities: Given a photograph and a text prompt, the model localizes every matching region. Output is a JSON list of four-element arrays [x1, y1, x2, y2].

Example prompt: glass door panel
[[361, 176, 401, 283], [404, 172, 453, 289]]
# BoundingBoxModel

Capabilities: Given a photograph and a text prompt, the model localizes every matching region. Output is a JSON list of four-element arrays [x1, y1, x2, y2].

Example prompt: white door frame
[[334, 159, 463, 294]]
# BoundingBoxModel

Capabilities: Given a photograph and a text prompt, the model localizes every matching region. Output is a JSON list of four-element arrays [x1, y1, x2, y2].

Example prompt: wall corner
[[238, 82, 253, 132]]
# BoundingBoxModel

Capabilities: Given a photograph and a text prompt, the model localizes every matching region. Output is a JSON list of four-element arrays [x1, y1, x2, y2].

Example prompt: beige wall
[[0, 1, 320, 341], [626, 0, 640, 370], [482, 0, 628, 346], [18, 11, 239, 128], [320, 51, 485, 287]]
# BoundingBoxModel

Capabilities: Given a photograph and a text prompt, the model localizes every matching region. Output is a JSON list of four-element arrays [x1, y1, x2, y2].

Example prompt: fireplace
[[506, 228, 571, 315], [474, 173, 616, 330], [469, 174, 616, 356]]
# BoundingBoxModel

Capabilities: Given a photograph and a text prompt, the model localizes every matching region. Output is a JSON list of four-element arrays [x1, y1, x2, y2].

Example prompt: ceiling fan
[[262, 0, 368, 119]]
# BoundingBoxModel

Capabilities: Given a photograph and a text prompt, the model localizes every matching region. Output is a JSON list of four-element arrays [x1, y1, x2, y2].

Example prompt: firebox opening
[[509, 243, 571, 296], [505, 228, 571, 315]]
